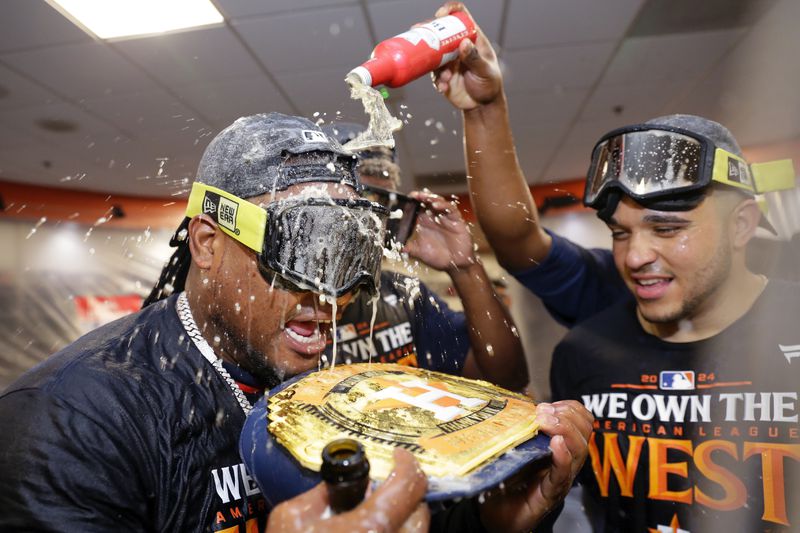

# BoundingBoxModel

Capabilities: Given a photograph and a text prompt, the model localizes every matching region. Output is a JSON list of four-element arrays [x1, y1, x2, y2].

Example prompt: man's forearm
[[449, 262, 527, 389], [462, 95, 552, 271]]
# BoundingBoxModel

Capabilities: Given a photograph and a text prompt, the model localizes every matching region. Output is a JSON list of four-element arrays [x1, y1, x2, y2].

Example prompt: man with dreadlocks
[[0, 112, 593, 533], [0, 113, 427, 531]]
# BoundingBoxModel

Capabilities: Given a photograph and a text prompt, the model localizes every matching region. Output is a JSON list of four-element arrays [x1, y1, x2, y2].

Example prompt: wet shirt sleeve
[[0, 388, 151, 531], [512, 231, 630, 327], [412, 283, 470, 375]]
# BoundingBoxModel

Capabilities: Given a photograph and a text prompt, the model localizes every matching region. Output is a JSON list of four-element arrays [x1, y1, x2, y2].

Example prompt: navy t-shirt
[[323, 270, 470, 375], [551, 281, 800, 532], [0, 295, 267, 532], [512, 231, 629, 327]]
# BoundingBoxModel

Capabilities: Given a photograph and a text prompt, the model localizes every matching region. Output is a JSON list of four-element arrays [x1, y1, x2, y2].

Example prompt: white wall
[[0, 219, 173, 389]]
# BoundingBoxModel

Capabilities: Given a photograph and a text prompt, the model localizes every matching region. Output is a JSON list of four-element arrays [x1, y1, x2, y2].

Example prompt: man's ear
[[188, 215, 219, 269], [731, 198, 761, 249]]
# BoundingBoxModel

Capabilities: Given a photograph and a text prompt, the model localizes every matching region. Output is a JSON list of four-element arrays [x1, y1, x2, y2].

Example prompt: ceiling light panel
[[47, 0, 224, 40]]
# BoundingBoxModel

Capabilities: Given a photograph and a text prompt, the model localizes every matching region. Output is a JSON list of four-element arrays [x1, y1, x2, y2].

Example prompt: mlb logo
[[660, 370, 695, 390], [302, 130, 328, 143], [336, 324, 358, 342]]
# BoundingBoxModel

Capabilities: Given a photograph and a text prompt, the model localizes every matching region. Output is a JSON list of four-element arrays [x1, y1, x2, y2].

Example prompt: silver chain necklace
[[176, 292, 252, 415]]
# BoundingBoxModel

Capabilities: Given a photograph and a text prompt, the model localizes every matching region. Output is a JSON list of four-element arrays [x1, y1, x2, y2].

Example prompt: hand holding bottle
[[348, 5, 477, 88], [431, 2, 504, 111], [266, 448, 429, 533]]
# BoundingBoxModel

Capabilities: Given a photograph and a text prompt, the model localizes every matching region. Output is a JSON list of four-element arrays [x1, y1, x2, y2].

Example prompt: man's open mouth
[[283, 318, 331, 354], [632, 276, 673, 300]]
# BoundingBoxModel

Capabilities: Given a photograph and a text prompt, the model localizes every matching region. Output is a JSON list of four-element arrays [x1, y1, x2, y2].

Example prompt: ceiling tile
[[367, 0, 503, 44], [599, 29, 746, 86], [234, 6, 373, 73], [628, 0, 777, 37], [400, 99, 464, 176], [0, 121, 49, 150], [115, 26, 263, 88], [274, 68, 364, 121], [505, 93, 583, 183], [3, 41, 158, 100], [176, 75, 295, 128], [580, 81, 693, 122], [0, 100, 121, 148], [0, 152, 41, 183], [0, 0, 90, 53], [673, 76, 800, 148], [82, 89, 212, 137], [671, 0, 800, 146], [216, 0, 354, 19], [0, 126, 64, 184], [0, 63, 57, 110], [506, 87, 587, 125], [504, 0, 645, 49], [502, 42, 617, 91], [514, 120, 575, 185], [0, 0, 795, 197], [543, 118, 625, 181], [0, 142, 101, 190]]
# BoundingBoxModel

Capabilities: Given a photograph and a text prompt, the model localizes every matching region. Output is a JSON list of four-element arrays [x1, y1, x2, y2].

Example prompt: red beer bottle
[[348, 10, 477, 88]]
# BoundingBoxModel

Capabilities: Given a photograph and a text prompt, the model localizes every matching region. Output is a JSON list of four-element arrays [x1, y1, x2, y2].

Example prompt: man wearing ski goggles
[[0, 112, 438, 533], [185, 182, 388, 298], [584, 123, 795, 222], [431, 8, 800, 527]]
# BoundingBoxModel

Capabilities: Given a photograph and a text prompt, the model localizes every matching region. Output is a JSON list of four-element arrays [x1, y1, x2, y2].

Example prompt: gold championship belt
[[268, 363, 540, 479]]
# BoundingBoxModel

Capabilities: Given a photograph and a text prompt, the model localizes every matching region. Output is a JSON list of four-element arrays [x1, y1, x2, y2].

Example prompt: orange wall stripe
[[0, 180, 186, 230], [1, 178, 589, 229]]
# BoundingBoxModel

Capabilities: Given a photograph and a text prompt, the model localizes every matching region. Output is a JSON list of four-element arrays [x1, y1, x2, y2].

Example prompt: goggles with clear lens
[[361, 184, 421, 246], [584, 125, 796, 208], [186, 182, 388, 297]]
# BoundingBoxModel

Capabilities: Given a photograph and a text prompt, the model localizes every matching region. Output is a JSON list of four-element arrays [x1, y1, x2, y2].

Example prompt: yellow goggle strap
[[712, 148, 796, 194], [751, 159, 796, 193], [185, 182, 267, 253], [712, 148, 757, 193]]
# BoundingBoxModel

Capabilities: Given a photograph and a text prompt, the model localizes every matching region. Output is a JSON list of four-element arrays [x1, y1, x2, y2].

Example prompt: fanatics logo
[[779, 344, 800, 363], [659, 370, 695, 390]]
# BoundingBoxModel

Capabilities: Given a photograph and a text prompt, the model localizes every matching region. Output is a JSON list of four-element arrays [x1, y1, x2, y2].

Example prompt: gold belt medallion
[[268, 363, 539, 479]]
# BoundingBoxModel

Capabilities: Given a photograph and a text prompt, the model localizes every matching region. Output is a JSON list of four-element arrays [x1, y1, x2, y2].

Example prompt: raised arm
[[405, 190, 527, 390], [432, 2, 552, 273]]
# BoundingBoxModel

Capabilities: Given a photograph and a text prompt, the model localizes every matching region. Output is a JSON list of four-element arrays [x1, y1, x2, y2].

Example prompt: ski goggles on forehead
[[186, 182, 388, 298], [361, 184, 421, 246], [584, 125, 796, 209]]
